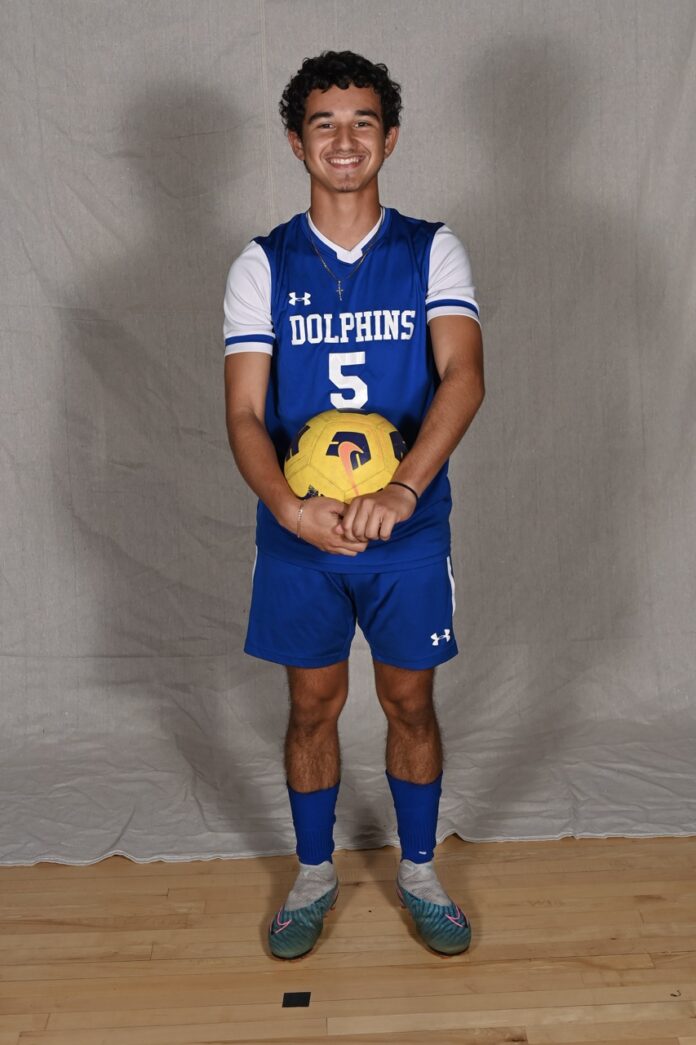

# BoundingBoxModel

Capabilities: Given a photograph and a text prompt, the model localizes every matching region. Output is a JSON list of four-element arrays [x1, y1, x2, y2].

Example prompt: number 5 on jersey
[[329, 351, 367, 409]]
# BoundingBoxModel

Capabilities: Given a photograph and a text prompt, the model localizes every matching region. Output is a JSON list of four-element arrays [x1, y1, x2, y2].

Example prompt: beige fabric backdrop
[[1, 0, 694, 865]]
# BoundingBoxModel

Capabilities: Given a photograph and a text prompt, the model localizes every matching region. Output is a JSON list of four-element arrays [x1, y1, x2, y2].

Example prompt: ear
[[287, 129, 305, 161], [384, 125, 399, 158]]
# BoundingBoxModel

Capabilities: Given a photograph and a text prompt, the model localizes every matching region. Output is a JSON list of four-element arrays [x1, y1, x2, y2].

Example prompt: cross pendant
[[337, 281, 343, 301]]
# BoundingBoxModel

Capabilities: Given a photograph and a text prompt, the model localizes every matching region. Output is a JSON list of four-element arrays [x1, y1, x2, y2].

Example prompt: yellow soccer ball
[[283, 409, 408, 503]]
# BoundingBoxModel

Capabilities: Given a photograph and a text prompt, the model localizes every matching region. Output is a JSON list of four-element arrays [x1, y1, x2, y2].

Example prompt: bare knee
[[373, 661, 436, 728], [381, 695, 436, 729], [287, 661, 349, 731]]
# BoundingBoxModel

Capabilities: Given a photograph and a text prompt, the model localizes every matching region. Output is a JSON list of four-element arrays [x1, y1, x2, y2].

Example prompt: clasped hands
[[289, 484, 418, 557]]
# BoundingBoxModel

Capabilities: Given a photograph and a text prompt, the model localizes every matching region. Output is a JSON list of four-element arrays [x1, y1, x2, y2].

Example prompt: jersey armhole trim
[[225, 333, 274, 346], [426, 298, 479, 316]]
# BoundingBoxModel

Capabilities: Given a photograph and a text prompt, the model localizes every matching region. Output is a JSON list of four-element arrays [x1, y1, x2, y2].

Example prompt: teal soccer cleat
[[268, 881, 339, 960], [397, 881, 472, 956]]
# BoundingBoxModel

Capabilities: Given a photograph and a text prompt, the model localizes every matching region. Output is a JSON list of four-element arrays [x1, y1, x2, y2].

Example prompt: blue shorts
[[244, 549, 459, 670]]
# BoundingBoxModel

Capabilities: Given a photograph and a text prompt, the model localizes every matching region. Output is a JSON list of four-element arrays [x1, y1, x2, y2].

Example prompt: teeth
[[329, 157, 361, 166]]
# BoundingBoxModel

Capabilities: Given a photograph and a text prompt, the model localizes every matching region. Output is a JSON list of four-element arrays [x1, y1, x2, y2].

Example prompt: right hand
[[281, 496, 368, 556]]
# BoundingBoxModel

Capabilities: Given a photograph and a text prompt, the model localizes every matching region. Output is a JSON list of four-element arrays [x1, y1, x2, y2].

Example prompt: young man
[[224, 51, 484, 960]]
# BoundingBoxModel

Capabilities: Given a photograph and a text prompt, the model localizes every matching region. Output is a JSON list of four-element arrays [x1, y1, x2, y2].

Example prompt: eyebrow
[[306, 108, 381, 124]]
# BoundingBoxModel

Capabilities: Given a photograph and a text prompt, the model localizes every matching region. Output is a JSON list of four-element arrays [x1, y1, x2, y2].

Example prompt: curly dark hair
[[279, 50, 402, 139]]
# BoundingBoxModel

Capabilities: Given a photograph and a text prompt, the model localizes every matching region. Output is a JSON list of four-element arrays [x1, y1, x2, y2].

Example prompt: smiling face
[[287, 83, 399, 195]]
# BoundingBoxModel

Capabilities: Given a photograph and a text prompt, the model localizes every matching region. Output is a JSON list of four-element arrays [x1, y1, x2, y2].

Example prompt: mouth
[[326, 155, 365, 171]]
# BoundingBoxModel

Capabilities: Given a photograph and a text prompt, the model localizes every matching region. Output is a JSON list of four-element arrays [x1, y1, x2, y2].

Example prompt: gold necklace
[[306, 209, 385, 301]]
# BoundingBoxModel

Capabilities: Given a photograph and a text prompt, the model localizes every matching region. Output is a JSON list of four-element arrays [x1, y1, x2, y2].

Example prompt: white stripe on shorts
[[447, 554, 456, 616], [251, 545, 258, 585]]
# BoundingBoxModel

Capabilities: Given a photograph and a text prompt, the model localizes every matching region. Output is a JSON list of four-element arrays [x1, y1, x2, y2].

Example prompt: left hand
[[333, 484, 418, 543]]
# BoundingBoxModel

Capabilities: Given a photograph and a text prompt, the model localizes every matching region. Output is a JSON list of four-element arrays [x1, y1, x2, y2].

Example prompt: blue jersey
[[223, 207, 480, 572]]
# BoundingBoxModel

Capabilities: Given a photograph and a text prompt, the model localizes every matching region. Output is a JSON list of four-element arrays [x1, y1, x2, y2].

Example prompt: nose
[[334, 122, 356, 151]]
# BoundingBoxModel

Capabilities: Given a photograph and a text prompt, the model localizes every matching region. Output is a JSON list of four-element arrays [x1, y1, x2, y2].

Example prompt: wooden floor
[[1, 834, 695, 1044]]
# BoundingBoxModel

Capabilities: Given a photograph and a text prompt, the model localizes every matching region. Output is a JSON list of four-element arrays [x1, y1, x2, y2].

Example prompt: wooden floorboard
[[0, 834, 695, 1044]]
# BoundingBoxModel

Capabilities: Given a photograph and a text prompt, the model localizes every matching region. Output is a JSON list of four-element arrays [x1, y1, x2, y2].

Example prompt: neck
[[307, 184, 382, 250]]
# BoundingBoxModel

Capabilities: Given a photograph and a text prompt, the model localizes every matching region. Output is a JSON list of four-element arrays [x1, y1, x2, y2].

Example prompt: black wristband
[[388, 480, 419, 504]]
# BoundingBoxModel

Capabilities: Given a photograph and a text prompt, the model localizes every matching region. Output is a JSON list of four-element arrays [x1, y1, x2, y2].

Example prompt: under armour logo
[[431, 629, 451, 646], [288, 291, 311, 305]]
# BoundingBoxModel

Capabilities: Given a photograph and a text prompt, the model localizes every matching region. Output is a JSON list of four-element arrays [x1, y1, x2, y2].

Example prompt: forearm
[[391, 371, 485, 496], [227, 411, 300, 530]]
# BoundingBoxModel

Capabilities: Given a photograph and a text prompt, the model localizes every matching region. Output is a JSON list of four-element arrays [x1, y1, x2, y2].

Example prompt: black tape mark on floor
[[282, 991, 311, 1007]]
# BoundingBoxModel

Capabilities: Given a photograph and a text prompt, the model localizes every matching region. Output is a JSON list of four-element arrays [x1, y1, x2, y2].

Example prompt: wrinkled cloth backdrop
[[1, 0, 694, 865]]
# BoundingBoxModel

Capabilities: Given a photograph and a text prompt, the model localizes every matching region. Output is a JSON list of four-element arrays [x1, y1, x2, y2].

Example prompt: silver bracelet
[[296, 505, 304, 539]]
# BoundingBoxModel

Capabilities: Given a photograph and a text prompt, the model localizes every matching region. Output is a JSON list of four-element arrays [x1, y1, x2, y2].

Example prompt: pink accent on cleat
[[272, 910, 292, 933], [445, 904, 466, 927]]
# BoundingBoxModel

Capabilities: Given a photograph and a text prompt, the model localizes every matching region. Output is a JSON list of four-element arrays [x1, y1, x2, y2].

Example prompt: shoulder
[[223, 240, 275, 353], [224, 240, 271, 306], [227, 239, 270, 278], [253, 212, 304, 254], [388, 207, 444, 242], [226, 211, 305, 288], [425, 223, 481, 325], [429, 224, 475, 277]]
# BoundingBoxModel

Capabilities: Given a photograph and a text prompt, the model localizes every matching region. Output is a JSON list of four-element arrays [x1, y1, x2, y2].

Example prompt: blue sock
[[286, 778, 339, 865], [386, 769, 443, 863]]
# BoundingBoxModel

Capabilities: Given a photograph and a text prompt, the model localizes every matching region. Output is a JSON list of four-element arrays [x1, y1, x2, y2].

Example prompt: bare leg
[[373, 661, 442, 782], [373, 659, 451, 906], [284, 660, 349, 792], [279, 661, 349, 912]]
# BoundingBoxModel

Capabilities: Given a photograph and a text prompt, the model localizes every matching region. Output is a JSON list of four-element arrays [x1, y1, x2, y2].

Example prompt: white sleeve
[[223, 240, 275, 356], [426, 225, 481, 327]]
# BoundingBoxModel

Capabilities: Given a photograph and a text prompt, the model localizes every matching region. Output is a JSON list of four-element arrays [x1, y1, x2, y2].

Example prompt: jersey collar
[[302, 206, 390, 263]]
